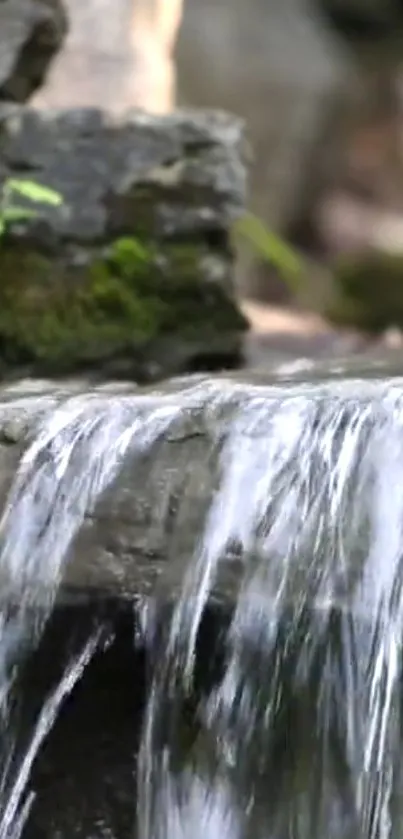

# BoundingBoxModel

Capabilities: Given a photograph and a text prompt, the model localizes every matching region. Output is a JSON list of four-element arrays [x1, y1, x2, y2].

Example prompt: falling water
[[0, 376, 402, 837], [0, 632, 102, 839], [0, 384, 193, 836], [137, 377, 403, 839]]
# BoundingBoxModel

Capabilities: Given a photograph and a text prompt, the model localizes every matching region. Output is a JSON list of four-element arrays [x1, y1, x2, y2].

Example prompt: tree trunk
[[33, 0, 184, 113]]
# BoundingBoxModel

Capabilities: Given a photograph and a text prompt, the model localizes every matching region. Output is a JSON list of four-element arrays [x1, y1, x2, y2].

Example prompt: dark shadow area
[[18, 599, 146, 839], [16, 598, 228, 839]]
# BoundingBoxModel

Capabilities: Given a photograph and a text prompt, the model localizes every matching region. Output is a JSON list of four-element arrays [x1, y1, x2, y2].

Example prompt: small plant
[[233, 212, 304, 294], [109, 236, 151, 273], [0, 178, 62, 237]]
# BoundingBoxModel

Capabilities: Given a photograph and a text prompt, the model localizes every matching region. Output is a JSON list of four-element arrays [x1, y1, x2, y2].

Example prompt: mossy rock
[[327, 251, 403, 332], [0, 237, 248, 379]]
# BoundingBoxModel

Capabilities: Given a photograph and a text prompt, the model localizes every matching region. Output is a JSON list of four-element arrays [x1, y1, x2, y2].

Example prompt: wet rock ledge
[[0, 371, 399, 615], [0, 375, 244, 606]]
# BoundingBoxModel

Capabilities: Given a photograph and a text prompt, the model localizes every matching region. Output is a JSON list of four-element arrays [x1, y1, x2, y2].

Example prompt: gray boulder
[[0, 0, 67, 103], [0, 105, 248, 380]]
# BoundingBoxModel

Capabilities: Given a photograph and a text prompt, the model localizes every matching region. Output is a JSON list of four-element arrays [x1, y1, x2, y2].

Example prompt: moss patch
[[0, 238, 247, 375], [327, 251, 403, 332]]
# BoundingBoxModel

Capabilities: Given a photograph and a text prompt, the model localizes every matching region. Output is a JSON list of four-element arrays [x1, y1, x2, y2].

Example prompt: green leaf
[[0, 219, 5, 238], [234, 212, 303, 293], [3, 205, 39, 222], [6, 179, 62, 206]]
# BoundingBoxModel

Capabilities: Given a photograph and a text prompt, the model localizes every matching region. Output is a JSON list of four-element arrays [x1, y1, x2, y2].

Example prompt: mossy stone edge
[[0, 236, 248, 381]]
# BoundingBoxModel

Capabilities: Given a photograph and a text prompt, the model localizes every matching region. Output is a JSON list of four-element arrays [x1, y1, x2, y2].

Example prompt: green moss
[[327, 251, 403, 332], [0, 237, 247, 373]]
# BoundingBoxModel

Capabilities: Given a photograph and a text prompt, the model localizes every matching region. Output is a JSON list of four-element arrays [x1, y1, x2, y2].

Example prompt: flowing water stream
[[0, 373, 402, 838]]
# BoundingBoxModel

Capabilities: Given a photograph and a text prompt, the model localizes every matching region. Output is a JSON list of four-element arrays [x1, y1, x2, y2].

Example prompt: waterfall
[[137, 378, 403, 839], [0, 386, 189, 835], [0, 375, 401, 837]]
